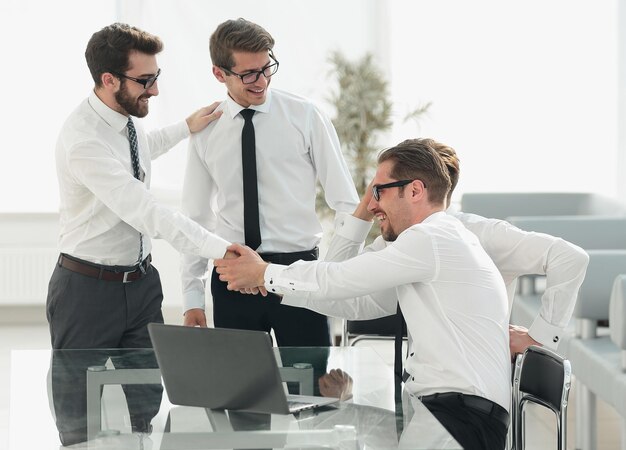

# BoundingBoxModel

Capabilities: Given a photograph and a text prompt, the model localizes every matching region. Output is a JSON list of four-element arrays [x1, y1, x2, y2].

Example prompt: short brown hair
[[378, 138, 451, 205], [85, 23, 163, 87], [209, 18, 275, 69], [424, 139, 460, 205]]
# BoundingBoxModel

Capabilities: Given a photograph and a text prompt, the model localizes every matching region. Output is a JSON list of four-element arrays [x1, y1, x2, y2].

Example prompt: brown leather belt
[[57, 254, 151, 283]]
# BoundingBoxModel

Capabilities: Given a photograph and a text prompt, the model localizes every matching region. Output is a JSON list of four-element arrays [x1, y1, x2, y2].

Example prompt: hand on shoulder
[[186, 101, 223, 133]]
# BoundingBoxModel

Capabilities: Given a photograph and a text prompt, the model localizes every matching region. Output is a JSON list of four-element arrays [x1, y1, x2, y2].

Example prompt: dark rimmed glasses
[[220, 54, 279, 84], [112, 68, 161, 89], [372, 179, 425, 201]]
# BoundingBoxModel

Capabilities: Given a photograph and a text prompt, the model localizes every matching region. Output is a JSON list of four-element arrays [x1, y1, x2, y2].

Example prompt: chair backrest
[[517, 346, 571, 413], [460, 192, 626, 220], [343, 315, 407, 346], [573, 250, 626, 321], [514, 345, 571, 450], [507, 216, 626, 250], [346, 315, 399, 335]]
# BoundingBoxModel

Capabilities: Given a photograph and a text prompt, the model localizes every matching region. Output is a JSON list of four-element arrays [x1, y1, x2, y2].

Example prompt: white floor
[[0, 313, 622, 450]]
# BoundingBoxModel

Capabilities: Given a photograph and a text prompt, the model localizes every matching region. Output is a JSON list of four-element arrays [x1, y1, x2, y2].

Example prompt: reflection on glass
[[318, 368, 353, 401], [277, 347, 329, 396], [47, 349, 162, 446]]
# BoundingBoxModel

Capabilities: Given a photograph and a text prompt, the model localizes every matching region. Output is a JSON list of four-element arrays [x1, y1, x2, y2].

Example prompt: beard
[[381, 228, 398, 242], [115, 81, 150, 118], [380, 218, 399, 241]]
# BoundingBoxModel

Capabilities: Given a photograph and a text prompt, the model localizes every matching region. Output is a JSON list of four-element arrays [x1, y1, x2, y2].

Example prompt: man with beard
[[47, 23, 230, 444]]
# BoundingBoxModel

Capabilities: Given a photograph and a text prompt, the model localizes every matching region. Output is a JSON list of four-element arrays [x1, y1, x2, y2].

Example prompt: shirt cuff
[[528, 315, 565, 350], [183, 290, 205, 313], [264, 263, 318, 295], [335, 213, 373, 242]]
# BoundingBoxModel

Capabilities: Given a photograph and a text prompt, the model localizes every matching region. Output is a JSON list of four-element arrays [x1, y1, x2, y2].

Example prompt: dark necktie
[[240, 109, 261, 250], [127, 117, 145, 271], [394, 303, 407, 382]]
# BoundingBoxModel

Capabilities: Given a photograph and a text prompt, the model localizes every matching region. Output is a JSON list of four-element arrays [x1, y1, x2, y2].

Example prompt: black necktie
[[394, 303, 407, 382], [240, 109, 261, 250], [127, 117, 145, 270]]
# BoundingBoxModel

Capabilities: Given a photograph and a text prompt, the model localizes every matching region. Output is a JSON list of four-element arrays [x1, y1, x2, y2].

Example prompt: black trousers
[[210, 249, 331, 347], [46, 255, 164, 445], [420, 392, 509, 450]]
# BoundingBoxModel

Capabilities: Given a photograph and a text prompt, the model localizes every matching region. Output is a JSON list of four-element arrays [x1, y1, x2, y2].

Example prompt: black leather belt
[[419, 392, 510, 428], [58, 253, 151, 283], [259, 247, 318, 265]]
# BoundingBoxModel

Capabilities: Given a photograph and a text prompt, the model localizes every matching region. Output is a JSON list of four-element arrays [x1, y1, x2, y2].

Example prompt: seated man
[[216, 139, 512, 450], [263, 140, 588, 362]]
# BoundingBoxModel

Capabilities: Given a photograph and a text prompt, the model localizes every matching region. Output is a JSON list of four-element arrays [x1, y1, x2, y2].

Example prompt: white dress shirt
[[453, 212, 589, 347], [268, 211, 512, 411], [283, 211, 589, 350], [181, 88, 358, 311], [55, 91, 230, 266]]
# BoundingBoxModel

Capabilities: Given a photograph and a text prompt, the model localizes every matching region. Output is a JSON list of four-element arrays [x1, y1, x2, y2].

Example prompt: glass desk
[[9, 346, 460, 449]]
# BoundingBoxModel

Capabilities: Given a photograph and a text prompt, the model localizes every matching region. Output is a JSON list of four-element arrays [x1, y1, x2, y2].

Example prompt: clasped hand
[[214, 243, 270, 296]]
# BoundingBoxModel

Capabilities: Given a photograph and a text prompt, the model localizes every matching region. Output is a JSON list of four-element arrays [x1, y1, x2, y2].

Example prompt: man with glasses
[[48, 23, 231, 444], [181, 18, 358, 348], [215, 139, 513, 450]]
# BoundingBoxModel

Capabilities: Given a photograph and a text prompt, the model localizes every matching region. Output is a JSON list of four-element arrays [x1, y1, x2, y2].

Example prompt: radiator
[[0, 248, 58, 304]]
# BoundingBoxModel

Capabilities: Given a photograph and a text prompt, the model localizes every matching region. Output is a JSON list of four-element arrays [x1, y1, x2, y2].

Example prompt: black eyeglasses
[[112, 68, 161, 89], [220, 54, 279, 84], [372, 179, 425, 201]]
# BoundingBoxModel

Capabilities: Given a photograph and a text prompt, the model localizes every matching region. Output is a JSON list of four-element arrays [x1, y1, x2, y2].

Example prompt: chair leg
[[521, 407, 526, 450], [507, 423, 514, 450], [514, 403, 526, 450], [620, 417, 626, 450], [557, 414, 566, 450]]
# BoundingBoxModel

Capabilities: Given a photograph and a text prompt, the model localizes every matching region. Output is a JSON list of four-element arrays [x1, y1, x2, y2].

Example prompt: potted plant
[[318, 51, 430, 243]]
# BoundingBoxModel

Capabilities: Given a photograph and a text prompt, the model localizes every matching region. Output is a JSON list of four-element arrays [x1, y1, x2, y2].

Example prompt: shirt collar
[[88, 90, 130, 133], [223, 89, 273, 119], [422, 210, 447, 224]]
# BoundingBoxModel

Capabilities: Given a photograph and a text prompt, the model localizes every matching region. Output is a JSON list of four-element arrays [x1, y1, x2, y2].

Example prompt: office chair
[[512, 345, 572, 450]]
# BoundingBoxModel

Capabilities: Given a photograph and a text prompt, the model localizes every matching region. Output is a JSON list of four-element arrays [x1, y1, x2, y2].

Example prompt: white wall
[[388, 0, 619, 205], [0, 0, 117, 212], [3, 0, 620, 213]]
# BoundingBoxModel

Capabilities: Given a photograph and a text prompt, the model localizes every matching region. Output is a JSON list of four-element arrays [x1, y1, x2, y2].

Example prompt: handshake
[[214, 243, 271, 296]]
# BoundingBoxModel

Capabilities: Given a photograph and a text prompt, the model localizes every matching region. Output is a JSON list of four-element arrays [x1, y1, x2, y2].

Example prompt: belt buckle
[[122, 271, 134, 283]]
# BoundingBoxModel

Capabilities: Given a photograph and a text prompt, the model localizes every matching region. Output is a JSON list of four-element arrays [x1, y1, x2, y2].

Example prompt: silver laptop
[[148, 323, 339, 414]]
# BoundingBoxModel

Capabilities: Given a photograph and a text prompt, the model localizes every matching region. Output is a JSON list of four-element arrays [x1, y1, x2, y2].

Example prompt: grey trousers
[[46, 256, 164, 445], [46, 256, 164, 349]]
